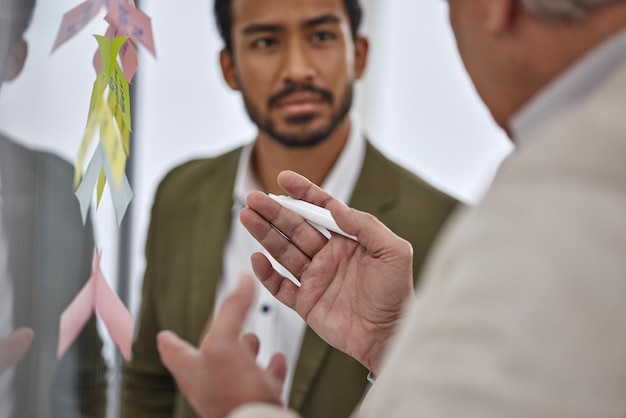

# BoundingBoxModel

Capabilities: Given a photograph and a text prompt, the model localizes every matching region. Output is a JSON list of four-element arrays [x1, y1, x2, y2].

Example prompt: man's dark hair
[[213, 0, 363, 52]]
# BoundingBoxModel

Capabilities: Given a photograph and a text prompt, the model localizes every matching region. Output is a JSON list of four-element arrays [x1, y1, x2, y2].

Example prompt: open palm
[[240, 171, 415, 373]]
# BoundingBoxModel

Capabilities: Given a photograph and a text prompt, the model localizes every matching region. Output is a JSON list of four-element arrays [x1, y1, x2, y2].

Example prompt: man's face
[[222, 0, 366, 148]]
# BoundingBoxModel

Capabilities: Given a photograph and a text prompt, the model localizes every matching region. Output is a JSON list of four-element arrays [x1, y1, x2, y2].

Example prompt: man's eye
[[312, 31, 336, 42], [252, 38, 278, 49]]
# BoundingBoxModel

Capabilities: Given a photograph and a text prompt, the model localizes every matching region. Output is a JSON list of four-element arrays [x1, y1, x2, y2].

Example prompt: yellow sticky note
[[75, 74, 107, 188], [74, 34, 135, 223], [101, 35, 132, 132], [98, 103, 127, 186], [107, 92, 130, 155], [94, 34, 113, 75], [110, 59, 132, 133], [96, 169, 106, 208]]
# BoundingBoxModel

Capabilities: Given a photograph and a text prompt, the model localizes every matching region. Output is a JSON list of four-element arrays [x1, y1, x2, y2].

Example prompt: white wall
[[359, 1, 512, 201], [0, 0, 512, 412]]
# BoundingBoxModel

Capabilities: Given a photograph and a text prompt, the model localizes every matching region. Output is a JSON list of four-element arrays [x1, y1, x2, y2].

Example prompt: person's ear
[[2, 40, 27, 81], [219, 49, 240, 91], [484, 0, 517, 33], [354, 36, 369, 80]]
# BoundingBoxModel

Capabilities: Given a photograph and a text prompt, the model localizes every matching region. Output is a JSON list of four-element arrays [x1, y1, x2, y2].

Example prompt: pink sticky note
[[57, 249, 134, 361], [57, 277, 95, 358], [93, 14, 139, 82], [118, 38, 139, 82], [106, 0, 156, 57], [94, 260, 134, 361], [52, 0, 102, 52]]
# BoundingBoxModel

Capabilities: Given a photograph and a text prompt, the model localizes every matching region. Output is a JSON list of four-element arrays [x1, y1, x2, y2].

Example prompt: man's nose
[[280, 39, 315, 83]]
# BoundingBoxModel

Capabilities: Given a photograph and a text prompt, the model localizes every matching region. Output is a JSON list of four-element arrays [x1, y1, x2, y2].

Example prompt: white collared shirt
[[0, 170, 15, 418], [511, 28, 626, 145], [215, 115, 366, 403]]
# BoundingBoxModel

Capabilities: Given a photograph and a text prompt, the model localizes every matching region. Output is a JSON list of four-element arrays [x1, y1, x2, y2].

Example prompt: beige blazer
[[121, 141, 458, 418], [229, 61, 626, 418]]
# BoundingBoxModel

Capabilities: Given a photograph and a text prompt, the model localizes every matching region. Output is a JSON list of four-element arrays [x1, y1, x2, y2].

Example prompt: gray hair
[[522, 0, 618, 19]]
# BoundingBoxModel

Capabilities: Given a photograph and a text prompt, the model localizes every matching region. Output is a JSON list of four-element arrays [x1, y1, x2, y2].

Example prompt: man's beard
[[241, 82, 353, 148]]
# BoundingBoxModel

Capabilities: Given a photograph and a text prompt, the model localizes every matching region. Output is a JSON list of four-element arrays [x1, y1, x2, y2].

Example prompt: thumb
[[266, 352, 288, 393], [157, 330, 197, 376]]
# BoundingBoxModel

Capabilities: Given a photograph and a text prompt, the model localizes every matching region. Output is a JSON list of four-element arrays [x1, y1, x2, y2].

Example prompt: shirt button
[[261, 304, 271, 314]]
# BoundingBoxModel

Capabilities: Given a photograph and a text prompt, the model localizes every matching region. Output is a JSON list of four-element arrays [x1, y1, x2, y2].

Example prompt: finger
[[277, 171, 333, 208], [242, 193, 327, 260], [156, 330, 198, 377], [250, 252, 299, 310], [277, 173, 412, 278], [197, 313, 213, 344], [240, 333, 260, 358], [276, 172, 366, 246], [0, 327, 34, 372], [278, 171, 363, 239], [329, 201, 393, 246], [266, 352, 288, 387], [208, 275, 257, 342], [240, 204, 316, 279], [265, 173, 408, 275]]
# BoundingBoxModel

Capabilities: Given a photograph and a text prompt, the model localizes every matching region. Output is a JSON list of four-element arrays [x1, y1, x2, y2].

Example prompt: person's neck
[[252, 118, 351, 195]]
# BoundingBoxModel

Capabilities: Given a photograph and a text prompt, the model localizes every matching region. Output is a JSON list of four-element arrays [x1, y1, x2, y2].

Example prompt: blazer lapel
[[288, 141, 398, 410]]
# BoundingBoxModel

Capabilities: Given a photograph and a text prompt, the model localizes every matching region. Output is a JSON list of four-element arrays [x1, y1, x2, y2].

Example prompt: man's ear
[[219, 49, 240, 91], [484, 0, 517, 33], [2, 40, 27, 82], [354, 36, 369, 80]]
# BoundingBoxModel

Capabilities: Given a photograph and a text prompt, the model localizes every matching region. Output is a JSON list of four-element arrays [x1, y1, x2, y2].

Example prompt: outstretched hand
[[239, 170, 415, 374], [0, 327, 34, 375], [157, 275, 287, 418]]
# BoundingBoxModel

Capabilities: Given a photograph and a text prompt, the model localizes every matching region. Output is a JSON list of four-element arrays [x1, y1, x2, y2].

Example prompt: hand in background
[[240, 170, 415, 374], [0, 327, 34, 374], [157, 275, 286, 418]]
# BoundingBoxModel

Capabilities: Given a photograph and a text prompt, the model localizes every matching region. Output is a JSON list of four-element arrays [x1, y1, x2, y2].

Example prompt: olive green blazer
[[121, 141, 458, 418]]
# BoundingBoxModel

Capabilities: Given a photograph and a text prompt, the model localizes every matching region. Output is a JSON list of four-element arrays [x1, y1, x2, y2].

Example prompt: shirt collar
[[510, 28, 626, 146], [233, 115, 366, 209]]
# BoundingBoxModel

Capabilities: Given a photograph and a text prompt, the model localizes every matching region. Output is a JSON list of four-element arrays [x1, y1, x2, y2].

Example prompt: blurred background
[[0, 0, 512, 415]]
